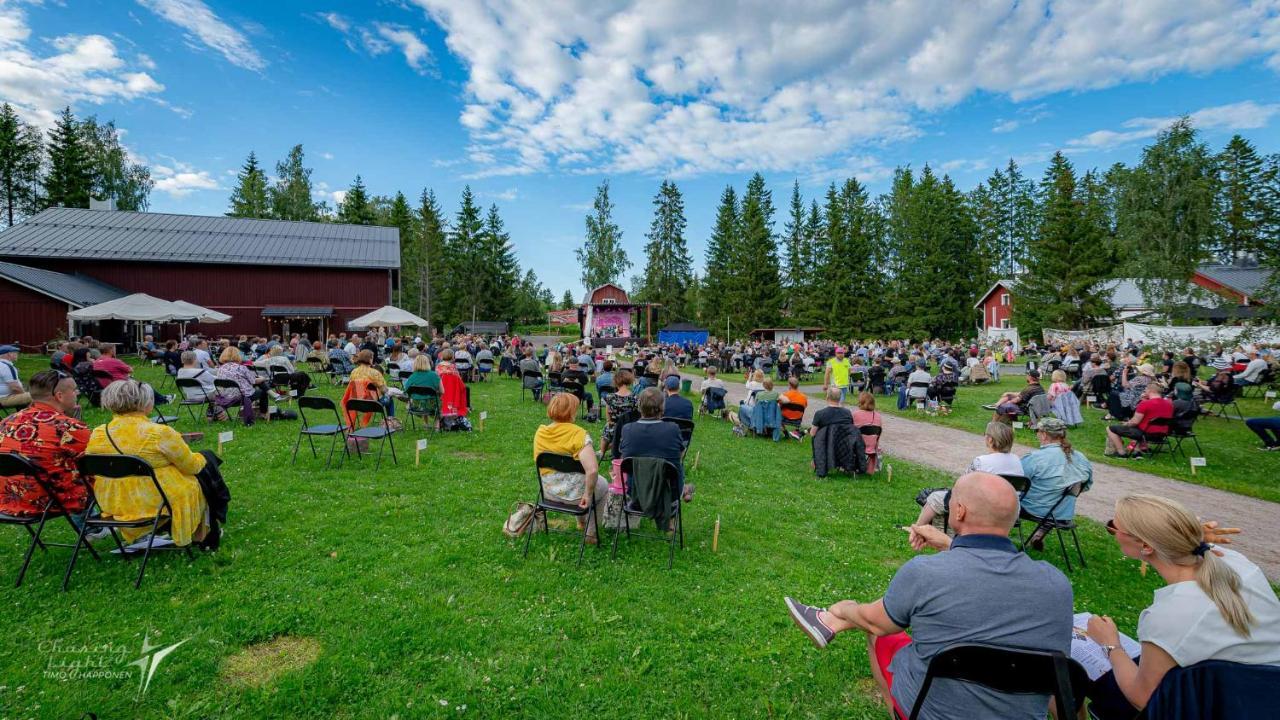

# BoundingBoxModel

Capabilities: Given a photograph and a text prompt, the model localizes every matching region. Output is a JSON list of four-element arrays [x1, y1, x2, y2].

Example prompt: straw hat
[[1136, 363, 1156, 378]]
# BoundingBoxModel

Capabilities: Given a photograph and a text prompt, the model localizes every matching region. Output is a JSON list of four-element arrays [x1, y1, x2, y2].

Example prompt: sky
[[4, 0, 1280, 300]]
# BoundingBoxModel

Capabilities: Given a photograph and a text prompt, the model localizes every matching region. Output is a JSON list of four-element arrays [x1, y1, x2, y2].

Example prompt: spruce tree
[[42, 107, 92, 209], [736, 173, 782, 331], [702, 185, 739, 337], [386, 191, 416, 307], [576, 180, 630, 289], [416, 189, 447, 327], [1215, 134, 1266, 263], [338, 175, 375, 225], [445, 186, 485, 325], [561, 290, 575, 310], [269, 144, 319, 221], [800, 199, 825, 326], [479, 203, 520, 320], [227, 151, 270, 218], [0, 103, 42, 226], [638, 180, 693, 321], [782, 180, 808, 315]]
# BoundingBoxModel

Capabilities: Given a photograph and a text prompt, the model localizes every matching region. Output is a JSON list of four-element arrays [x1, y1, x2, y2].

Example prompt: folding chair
[[306, 358, 329, 386], [1241, 368, 1276, 398], [160, 361, 179, 389], [612, 456, 684, 569], [1202, 385, 1243, 421], [174, 378, 216, 424], [546, 371, 565, 395], [1169, 402, 1202, 459], [859, 424, 882, 471], [405, 385, 441, 432], [908, 382, 930, 410], [476, 359, 494, 381], [1017, 481, 1087, 571], [521, 370, 545, 402], [905, 643, 1087, 720], [662, 416, 695, 455], [523, 452, 596, 565], [396, 370, 413, 389], [1142, 416, 1173, 458], [596, 384, 617, 408], [269, 366, 293, 402], [345, 398, 398, 470], [700, 387, 727, 416], [561, 376, 588, 418], [66, 454, 195, 590], [291, 396, 350, 468], [0, 452, 100, 587], [455, 360, 473, 383], [780, 402, 806, 439], [91, 368, 114, 389]]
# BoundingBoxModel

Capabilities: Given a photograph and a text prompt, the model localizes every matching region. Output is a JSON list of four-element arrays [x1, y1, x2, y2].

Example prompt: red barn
[[0, 207, 399, 346], [974, 279, 1015, 332]]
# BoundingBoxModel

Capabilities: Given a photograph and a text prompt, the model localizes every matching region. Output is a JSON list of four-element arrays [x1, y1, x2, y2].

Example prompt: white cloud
[[317, 12, 349, 34], [330, 189, 347, 205], [320, 151, 334, 160], [1066, 100, 1280, 150], [373, 23, 432, 74], [992, 119, 1020, 133], [137, 0, 265, 71], [480, 187, 518, 201], [407, 0, 1280, 179], [0, 4, 165, 127], [318, 13, 433, 75], [151, 158, 220, 196]]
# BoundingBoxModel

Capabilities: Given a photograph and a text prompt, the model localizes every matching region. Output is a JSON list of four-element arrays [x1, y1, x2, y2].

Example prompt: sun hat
[[1136, 363, 1156, 377]]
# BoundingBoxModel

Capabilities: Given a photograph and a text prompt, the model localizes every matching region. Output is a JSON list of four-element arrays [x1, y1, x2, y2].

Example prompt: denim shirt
[[1019, 443, 1092, 519]]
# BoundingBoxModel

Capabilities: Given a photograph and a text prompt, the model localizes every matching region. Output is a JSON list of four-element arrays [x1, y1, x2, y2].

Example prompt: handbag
[[503, 501, 544, 538]]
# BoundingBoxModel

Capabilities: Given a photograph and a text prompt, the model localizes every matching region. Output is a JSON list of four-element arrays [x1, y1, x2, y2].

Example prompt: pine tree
[[81, 117, 152, 211], [42, 107, 92, 209], [702, 185, 739, 336], [269, 145, 319, 221], [1013, 152, 1115, 336], [1215, 134, 1266, 263], [782, 180, 808, 315], [1117, 118, 1217, 321], [385, 192, 416, 307], [836, 177, 883, 337], [799, 199, 825, 325], [227, 151, 270, 218], [479, 203, 520, 320], [985, 159, 1037, 277], [817, 182, 847, 332], [415, 189, 447, 328], [338, 175, 375, 225], [0, 103, 42, 226], [736, 173, 782, 331], [444, 186, 485, 325], [576, 180, 630, 289], [638, 180, 693, 321]]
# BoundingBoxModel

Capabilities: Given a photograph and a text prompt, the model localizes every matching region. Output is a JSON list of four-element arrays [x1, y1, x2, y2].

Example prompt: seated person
[[215, 346, 270, 425], [403, 354, 442, 395], [1046, 369, 1072, 403], [1106, 382, 1173, 457], [1106, 362, 1154, 422], [662, 375, 693, 421], [1163, 361, 1195, 402], [87, 380, 217, 548], [518, 348, 544, 400], [176, 351, 217, 401], [532, 393, 606, 545], [595, 360, 615, 393], [1021, 417, 1092, 545], [915, 422, 1021, 528], [699, 366, 727, 416], [1245, 400, 1280, 451], [93, 343, 171, 408], [0, 344, 31, 410], [1234, 349, 1269, 386], [742, 370, 767, 406], [780, 376, 809, 436], [619, 387, 691, 501], [1081, 494, 1280, 720], [906, 362, 931, 401], [785, 472, 1072, 720], [807, 387, 853, 438], [328, 340, 354, 376], [562, 359, 596, 418], [346, 349, 396, 418], [475, 346, 495, 374], [254, 345, 312, 396], [852, 392, 882, 472], [0, 371, 90, 516], [993, 370, 1045, 419]]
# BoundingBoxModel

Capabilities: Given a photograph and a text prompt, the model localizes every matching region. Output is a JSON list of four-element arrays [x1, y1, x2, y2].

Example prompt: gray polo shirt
[[882, 534, 1072, 720]]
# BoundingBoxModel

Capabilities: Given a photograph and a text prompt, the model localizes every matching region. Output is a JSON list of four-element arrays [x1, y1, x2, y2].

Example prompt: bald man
[[784, 473, 1072, 720]]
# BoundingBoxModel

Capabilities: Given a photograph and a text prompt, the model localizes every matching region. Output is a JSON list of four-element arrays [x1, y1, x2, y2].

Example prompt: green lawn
[[0, 357, 1189, 718], [872, 375, 1280, 503]]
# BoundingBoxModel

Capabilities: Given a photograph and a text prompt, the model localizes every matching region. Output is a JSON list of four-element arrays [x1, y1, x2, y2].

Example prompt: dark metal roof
[[1196, 265, 1272, 298], [0, 260, 127, 307], [262, 306, 334, 317], [0, 207, 399, 269]]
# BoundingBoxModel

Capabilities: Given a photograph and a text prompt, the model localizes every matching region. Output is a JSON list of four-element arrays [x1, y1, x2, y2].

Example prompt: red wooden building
[[0, 207, 399, 346], [974, 279, 1015, 332]]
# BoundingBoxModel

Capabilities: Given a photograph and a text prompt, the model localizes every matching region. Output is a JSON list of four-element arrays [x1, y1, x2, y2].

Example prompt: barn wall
[[588, 284, 630, 304], [0, 280, 71, 347]]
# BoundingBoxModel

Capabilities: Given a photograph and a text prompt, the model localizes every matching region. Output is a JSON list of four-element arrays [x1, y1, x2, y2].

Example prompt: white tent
[[170, 300, 231, 324], [67, 293, 197, 322], [347, 305, 429, 329]]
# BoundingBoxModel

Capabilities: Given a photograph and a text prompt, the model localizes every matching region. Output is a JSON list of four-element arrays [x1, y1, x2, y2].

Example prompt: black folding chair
[[405, 385, 441, 432], [612, 457, 684, 569], [1087, 374, 1111, 408], [174, 377, 216, 424], [396, 370, 413, 389], [1018, 481, 1087, 571], [546, 371, 565, 395], [0, 452, 100, 587], [306, 358, 329, 386], [1142, 416, 1173, 458], [1169, 402, 1203, 459], [67, 454, 194, 590], [523, 452, 596, 565], [521, 370, 545, 402], [560, 377, 588, 418], [905, 643, 1087, 720], [908, 382, 930, 410], [597, 383, 617, 407], [345, 398, 398, 470], [269, 366, 293, 402], [780, 402, 806, 439], [859, 424, 882, 471], [1242, 368, 1275, 398], [662, 417, 695, 455], [1202, 385, 1243, 421], [294, 396, 351, 468], [476, 360, 494, 381]]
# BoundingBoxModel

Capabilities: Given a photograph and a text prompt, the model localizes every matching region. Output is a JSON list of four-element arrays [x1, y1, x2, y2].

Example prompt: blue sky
[[5, 0, 1280, 300]]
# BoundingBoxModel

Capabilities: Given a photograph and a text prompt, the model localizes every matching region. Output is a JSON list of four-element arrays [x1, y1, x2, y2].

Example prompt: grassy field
[[0, 356, 1194, 719], [872, 374, 1280, 503]]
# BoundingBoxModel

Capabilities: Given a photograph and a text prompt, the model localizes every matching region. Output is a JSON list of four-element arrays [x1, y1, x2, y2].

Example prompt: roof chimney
[[89, 197, 116, 212]]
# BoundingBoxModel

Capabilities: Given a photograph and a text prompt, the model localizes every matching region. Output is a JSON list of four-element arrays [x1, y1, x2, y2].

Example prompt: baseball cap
[[0, 344, 18, 355], [1036, 417, 1068, 434], [663, 375, 681, 390]]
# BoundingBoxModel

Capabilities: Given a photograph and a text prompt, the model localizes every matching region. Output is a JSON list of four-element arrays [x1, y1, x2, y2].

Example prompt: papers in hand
[[1070, 612, 1141, 681]]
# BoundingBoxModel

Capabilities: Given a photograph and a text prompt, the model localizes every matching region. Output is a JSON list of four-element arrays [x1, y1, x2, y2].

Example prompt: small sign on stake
[[415, 438, 427, 466], [1266, 390, 1277, 399], [288, 389, 298, 397], [217, 430, 233, 453], [479, 410, 488, 431], [1190, 456, 1207, 474], [1086, 395, 1096, 404], [1012, 421, 1025, 429], [915, 402, 925, 411]]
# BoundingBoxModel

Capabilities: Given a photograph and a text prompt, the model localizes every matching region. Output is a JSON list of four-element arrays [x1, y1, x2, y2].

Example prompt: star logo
[[129, 633, 188, 696]]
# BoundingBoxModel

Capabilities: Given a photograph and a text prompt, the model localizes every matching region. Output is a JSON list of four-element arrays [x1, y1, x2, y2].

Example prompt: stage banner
[[1042, 325, 1123, 347], [547, 309, 577, 326], [1121, 322, 1280, 350]]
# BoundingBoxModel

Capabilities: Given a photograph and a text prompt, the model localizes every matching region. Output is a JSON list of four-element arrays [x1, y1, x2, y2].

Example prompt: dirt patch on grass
[[222, 636, 322, 688], [451, 451, 488, 461]]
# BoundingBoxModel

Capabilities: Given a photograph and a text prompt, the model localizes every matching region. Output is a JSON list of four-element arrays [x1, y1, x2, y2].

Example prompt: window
[[1000, 318, 1010, 329], [601, 298, 617, 305], [1000, 293, 1010, 307]]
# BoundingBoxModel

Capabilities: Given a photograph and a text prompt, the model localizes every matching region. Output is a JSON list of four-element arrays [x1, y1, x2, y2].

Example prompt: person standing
[[824, 347, 853, 404]]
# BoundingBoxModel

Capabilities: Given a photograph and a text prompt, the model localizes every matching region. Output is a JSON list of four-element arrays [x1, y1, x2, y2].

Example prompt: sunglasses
[[1105, 519, 1131, 537]]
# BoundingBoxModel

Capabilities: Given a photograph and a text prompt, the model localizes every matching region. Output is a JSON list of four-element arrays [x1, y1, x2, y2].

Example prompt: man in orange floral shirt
[[0, 371, 90, 515]]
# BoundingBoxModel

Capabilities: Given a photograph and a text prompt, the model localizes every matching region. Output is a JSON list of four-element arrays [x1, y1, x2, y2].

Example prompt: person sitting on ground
[[87, 380, 221, 548], [533, 393, 606, 545], [1020, 417, 1092, 546], [1046, 369, 1072, 403], [619, 387, 691, 501], [0, 371, 90, 516], [176, 350, 217, 400], [851, 392, 882, 472], [662, 375, 694, 421], [214, 346, 271, 425], [518, 348, 544, 401], [0, 344, 30, 410], [1081, 494, 1280, 720], [1244, 400, 1280, 451], [780, 376, 809, 439], [915, 422, 1022, 529], [784, 472, 1072, 720], [1106, 382, 1174, 458]]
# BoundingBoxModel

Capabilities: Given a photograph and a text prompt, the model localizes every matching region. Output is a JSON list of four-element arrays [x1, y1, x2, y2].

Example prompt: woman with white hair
[[1082, 494, 1280, 718], [85, 380, 214, 547]]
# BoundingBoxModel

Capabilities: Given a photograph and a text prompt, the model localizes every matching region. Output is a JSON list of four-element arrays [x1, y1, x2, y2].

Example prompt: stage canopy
[[657, 322, 708, 346], [67, 293, 197, 323], [348, 305, 429, 329]]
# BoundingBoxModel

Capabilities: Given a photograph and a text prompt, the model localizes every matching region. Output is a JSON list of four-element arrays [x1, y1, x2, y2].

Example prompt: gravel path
[[684, 372, 1280, 581]]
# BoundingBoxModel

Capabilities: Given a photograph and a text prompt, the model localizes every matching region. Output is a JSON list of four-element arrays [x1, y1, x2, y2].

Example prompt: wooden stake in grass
[[712, 514, 720, 553], [218, 430, 233, 455], [415, 438, 427, 467], [692, 450, 701, 472], [479, 410, 487, 432], [886, 464, 893, 484]]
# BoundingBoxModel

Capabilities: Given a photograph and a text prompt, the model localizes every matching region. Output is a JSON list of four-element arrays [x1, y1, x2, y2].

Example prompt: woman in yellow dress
[[86, 379, 209, 546]]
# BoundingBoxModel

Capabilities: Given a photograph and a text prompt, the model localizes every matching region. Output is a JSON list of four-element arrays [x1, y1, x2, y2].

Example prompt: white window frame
[[1000, 293, 1010, 307], [1000, 318, 1010, 329]]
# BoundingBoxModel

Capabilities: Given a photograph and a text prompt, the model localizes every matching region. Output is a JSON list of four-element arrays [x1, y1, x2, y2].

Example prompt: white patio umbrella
[[67, 293, 196, 322], [170, 300, 231, 323], [347, 305, 429, 329]]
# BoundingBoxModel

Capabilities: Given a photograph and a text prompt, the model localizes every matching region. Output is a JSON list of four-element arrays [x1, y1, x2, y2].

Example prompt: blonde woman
[[1083, 495, 1280, 718]]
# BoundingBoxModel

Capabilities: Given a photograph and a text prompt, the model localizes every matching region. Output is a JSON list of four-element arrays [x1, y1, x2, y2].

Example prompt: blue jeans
[[381, 395, 396, 417], [1245, 416, 1280, 447]]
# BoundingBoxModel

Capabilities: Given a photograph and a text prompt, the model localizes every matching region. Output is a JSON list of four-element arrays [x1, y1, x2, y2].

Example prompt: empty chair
[[344, 398, 398, 469], [293, 396, 350, 468]]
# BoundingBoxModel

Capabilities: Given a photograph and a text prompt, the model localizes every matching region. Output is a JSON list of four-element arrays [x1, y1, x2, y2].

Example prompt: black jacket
[[812, 423, 866, 478]]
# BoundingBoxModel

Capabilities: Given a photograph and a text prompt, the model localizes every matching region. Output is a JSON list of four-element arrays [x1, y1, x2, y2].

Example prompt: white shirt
[[1138, 548, 1280, 667], [176, 367, 215, 400], [907, 368, 931, 397], [0, 359, 18, 398], [1235, 358, 1268, 383], [699, 377, 726, 392], [344, 342, 358, 355], [193, 348, 214, 369], [969, 452, 1024, 477]]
